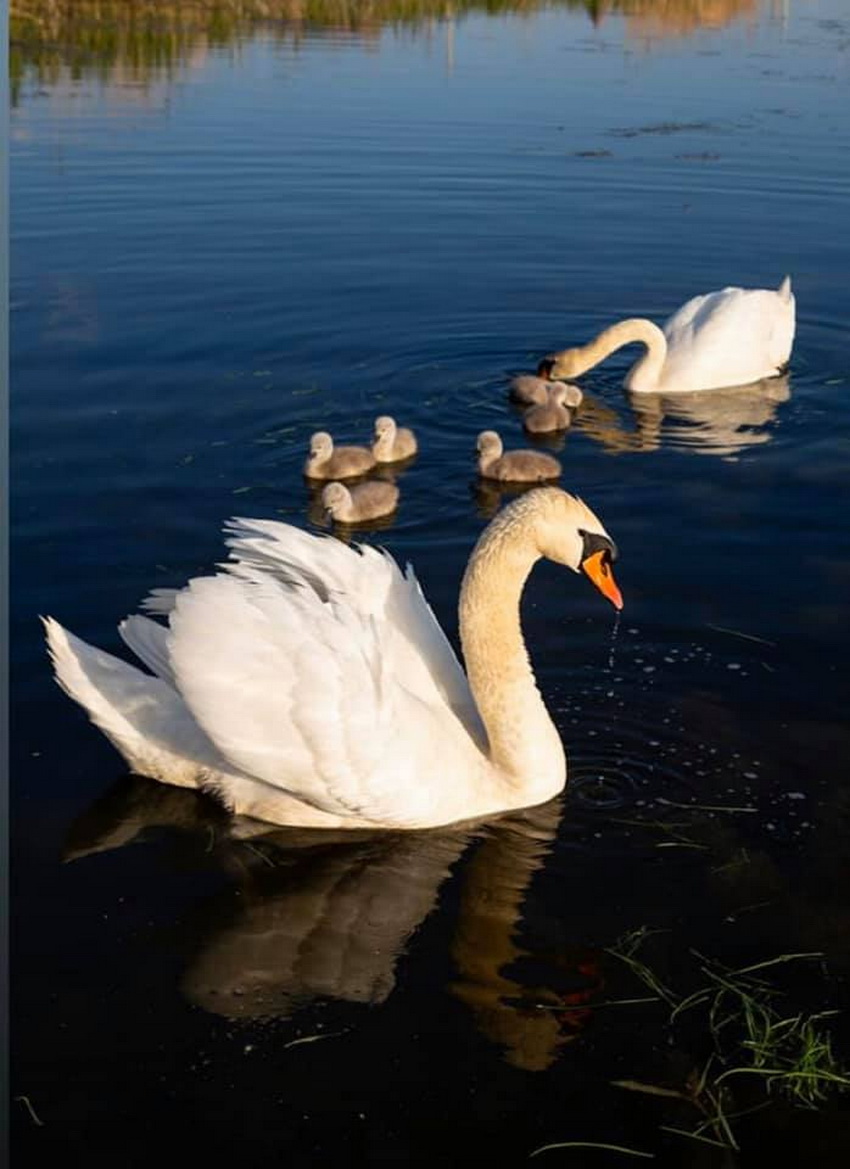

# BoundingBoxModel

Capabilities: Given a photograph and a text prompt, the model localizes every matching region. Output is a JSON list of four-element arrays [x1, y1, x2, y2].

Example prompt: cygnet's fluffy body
[[321, 480, 400, 523], [509, 360, 584, 408], [476, 431, 562, 483], [523, 384, 576, 434], [372, 416, 418, 463], [304, 431, 376, 480]]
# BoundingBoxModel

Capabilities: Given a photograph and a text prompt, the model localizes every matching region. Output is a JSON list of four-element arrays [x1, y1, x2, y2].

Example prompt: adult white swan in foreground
[[43, 489, 622, 830], [548, 277, 795, 394]]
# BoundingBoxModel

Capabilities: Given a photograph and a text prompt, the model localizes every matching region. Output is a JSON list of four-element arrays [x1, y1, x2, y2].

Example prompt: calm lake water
[[11, 1, 850, 1163]]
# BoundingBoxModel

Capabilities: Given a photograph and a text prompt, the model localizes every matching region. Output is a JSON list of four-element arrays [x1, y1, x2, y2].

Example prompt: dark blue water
[[11, 2, 850, 1163]]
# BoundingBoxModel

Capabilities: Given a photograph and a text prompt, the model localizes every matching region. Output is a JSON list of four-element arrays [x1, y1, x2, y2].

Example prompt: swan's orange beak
[[582, 550, 623, 610]]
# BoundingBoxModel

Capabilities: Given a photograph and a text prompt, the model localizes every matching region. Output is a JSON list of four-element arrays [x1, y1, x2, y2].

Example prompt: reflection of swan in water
[[182, 830, 469, 1018], [574, 375, 790, 458], [628, 375, 791, 456], [450, 797, 602, 1071], [64, 777, 598, 1065]]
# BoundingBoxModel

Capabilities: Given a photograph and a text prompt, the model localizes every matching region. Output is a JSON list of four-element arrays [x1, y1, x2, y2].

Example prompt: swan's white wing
[[166, 569, 389, 816], [221, 518, 482, 739], [119, 614, 177, 687], [141, 588, 180, 616], [662, 285, 795, 390], [163, 519, 484, 824]]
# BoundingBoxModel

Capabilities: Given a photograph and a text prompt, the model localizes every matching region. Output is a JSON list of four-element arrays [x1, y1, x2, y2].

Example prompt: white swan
[[548, 277, 795, 394], [43, 489, 621, 831]]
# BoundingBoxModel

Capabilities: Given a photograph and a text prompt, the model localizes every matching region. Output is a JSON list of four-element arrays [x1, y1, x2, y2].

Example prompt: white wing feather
[[119, 614, 177, 687]]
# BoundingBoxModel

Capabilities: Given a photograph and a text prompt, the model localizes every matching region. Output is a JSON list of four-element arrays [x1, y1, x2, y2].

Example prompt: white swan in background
[[548, 277, 795, 394], [43, 489, 621, 830]]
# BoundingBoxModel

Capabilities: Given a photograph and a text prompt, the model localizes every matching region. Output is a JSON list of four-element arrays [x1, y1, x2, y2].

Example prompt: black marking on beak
[[578, 529, 618, 564]]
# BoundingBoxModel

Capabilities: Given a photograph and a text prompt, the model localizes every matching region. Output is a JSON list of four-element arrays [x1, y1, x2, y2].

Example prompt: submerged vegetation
[[532, 926, 849, 1157], [10, 0, 770, 104], [602, 928, 850, 1152]]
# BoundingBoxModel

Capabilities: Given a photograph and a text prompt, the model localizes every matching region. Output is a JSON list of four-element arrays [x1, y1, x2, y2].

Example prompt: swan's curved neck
[[458, 509, 564, 792], [575, 318, 667, 393]]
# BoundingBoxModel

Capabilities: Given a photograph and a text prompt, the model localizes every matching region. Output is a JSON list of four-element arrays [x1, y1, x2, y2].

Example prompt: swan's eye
[[579, 530, 618, 564]]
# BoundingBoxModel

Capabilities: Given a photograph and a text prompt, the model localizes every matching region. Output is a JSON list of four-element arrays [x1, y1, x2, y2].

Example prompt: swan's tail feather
[[44, 616, 157, 770], [778, 275, 793, 302], [42, 616, 221, 790]]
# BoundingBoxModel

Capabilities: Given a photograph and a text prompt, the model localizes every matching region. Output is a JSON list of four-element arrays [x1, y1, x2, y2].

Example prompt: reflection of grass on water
[[10, 0, 766, 104], [603, 928, 850, 1151]]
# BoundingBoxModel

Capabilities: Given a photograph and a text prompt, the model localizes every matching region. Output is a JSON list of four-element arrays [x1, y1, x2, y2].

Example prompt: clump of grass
[[604, 932, 850, 1149], [674, 950, 846, 1109]]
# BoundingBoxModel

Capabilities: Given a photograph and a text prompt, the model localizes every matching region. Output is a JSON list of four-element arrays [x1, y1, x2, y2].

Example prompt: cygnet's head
[[374, 416, 397, 440], [309, 431, 333, 461], [477, 430, 503, 458], [529, 488, 622, 609], [321, 481, 350, 517]]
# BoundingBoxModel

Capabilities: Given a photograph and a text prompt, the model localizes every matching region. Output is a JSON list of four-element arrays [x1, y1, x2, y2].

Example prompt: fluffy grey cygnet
[[304, 431, 376, 480], [476, 431, 562, 482], [523, 384, 577, 434], [508, 359, 584, 408], [372, 416, 418, 463], [322, 480, 400, 522]]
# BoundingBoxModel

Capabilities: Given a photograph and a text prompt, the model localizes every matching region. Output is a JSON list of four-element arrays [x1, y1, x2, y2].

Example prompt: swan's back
[[660, 278, 795, 392]]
